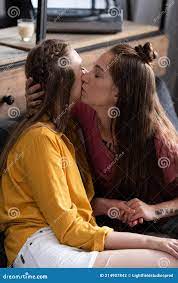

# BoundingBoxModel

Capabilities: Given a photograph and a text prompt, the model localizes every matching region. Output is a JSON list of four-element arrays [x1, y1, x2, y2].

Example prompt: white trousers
[[13, 227, 98, 268]]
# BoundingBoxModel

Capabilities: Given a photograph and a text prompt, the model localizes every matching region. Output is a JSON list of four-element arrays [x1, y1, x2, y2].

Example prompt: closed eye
[[94, 65, 104, 78]]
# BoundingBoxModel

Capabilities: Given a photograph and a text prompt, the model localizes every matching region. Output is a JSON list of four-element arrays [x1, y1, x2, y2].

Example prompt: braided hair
[[0, 39, 75, 173], [25, 39, 75, 130]]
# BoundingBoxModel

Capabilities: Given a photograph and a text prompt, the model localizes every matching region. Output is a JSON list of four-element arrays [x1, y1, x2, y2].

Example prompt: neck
[[95, 106, 112, 138]]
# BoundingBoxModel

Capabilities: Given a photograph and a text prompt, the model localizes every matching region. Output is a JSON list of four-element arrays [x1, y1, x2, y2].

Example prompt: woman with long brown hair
[[26, 41, 178, 237], [1, 39, 178, 268], [79, 42, 178, 236]]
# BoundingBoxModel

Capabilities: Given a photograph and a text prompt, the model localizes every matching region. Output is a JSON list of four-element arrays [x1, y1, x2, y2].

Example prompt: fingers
[[167, 245, 178, 259], [118, 210, 126, 222], [29, 101, 42, 108], [128, 220, 138, 227], [119, 207, 135, 223], [170, 242, 178, 254], [128, 217, 143, 227], [119, 202, 135, 214], [127, 202, 139, 210], [27, 83, 42, 95], [139, 217, 144, 224], [130, 211, 143, 222], [122, 212, 130, 223], [127, 198, 138, 206], [27, 91, 45, 102], [26, 77, 33, 90]]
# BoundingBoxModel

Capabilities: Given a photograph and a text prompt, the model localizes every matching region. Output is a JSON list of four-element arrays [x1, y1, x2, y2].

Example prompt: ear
[[112, 84, 118, 103]]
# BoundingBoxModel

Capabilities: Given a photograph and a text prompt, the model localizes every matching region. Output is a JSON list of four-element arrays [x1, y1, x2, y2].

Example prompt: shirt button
[[20, 254, 25, 264]]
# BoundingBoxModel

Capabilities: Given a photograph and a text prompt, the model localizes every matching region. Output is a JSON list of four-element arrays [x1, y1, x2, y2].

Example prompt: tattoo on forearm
[[155, 208, 178, 217], [153, 208, 178, 223]]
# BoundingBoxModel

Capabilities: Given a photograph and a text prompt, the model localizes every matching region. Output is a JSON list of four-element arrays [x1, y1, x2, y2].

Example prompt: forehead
[[69, 49, 82, 66], [95, 51, 114, 69]]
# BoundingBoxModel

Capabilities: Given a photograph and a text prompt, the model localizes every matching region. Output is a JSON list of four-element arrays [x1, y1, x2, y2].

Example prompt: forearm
[[91, 197, 134, 218], [91, 198, 109, 216], [104, 231, 157, 250], [153, 198, 178, 220]]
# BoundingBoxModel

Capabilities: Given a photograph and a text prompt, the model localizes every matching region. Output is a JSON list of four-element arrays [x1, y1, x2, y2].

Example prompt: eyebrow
[[95, 64, 104, 72]]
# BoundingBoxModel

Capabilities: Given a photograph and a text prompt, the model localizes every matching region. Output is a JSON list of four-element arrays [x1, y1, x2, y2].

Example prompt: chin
[[81, 95, 87, 103], [70, 94, 82, 104]]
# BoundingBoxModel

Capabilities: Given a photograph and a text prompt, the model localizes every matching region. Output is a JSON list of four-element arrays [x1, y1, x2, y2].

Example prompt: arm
[[91, 197, 134, 217], [104, 230, 178, 259], [22, 128, 178, 258], [91, 197, 142, 226], [23, 128, 112, 252], [128, 139, 178, 223], [105, 231, 155, 250], [127, 198, 178, 223], [153, 198, 178, 220]]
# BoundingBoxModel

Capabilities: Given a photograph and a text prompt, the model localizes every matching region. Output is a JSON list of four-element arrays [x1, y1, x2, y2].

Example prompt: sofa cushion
[[0, 116, 24, 153], [0, 231, 7, 267]]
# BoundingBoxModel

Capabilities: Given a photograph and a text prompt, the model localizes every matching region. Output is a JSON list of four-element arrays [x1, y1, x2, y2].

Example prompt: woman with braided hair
[[0, 39, 178, 268]]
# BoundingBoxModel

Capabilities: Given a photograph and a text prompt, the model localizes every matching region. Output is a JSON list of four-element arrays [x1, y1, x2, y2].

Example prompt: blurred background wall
[[63, 0, 178, 113], [125, 0, 178, 113]]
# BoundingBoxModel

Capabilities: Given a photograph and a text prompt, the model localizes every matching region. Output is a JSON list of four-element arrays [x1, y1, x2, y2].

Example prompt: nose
[[82, 67, 88, 75]]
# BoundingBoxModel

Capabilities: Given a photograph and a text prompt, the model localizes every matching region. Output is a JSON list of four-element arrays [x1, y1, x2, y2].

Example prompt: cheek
[[70, 76, 82, 101], [94, 81, 112, 102]]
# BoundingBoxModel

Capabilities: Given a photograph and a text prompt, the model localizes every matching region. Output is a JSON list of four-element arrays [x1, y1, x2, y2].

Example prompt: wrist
[[149, 204, 158, 221], [136, 234, 153, 249], [103, 198, 117, 216], [91, 198, 107, 216], [146, 235, 162, 251], [151, 203, 163, 221], [101, 198, 110, 215]]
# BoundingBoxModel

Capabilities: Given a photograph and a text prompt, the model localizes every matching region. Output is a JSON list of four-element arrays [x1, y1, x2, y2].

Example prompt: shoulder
[[17, 122, 64, 150], [154, 134, 178, 184], [71, 101, 96, 126]]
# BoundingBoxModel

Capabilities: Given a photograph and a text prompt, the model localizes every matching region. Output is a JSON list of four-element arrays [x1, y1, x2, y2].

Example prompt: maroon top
[[71, 102, 115, 188], [71, 102, 178, 188], [71, 102, 178, 232]]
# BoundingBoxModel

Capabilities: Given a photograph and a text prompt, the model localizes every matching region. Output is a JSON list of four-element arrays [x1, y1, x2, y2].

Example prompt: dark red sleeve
[[155, 135, 178, 185]]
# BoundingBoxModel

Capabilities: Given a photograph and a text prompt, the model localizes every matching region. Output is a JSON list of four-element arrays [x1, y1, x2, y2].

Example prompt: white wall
[[32, 0, 106, 8]]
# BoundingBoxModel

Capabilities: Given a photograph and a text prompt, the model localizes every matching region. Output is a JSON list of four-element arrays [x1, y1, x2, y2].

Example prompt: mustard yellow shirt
[[0, 118, 112, 266]]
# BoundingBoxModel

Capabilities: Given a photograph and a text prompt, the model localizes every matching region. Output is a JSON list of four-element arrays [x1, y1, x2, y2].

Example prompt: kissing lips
[[82, 87, 87, 95]]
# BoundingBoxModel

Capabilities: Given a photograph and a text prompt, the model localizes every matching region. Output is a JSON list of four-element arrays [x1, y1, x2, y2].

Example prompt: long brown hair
[[0, 39, 75, 174], [109, 42, 178, 188]]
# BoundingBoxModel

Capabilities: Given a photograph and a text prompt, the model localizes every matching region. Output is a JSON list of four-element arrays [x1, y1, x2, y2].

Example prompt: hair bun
[[134, 42, 158, 64]]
